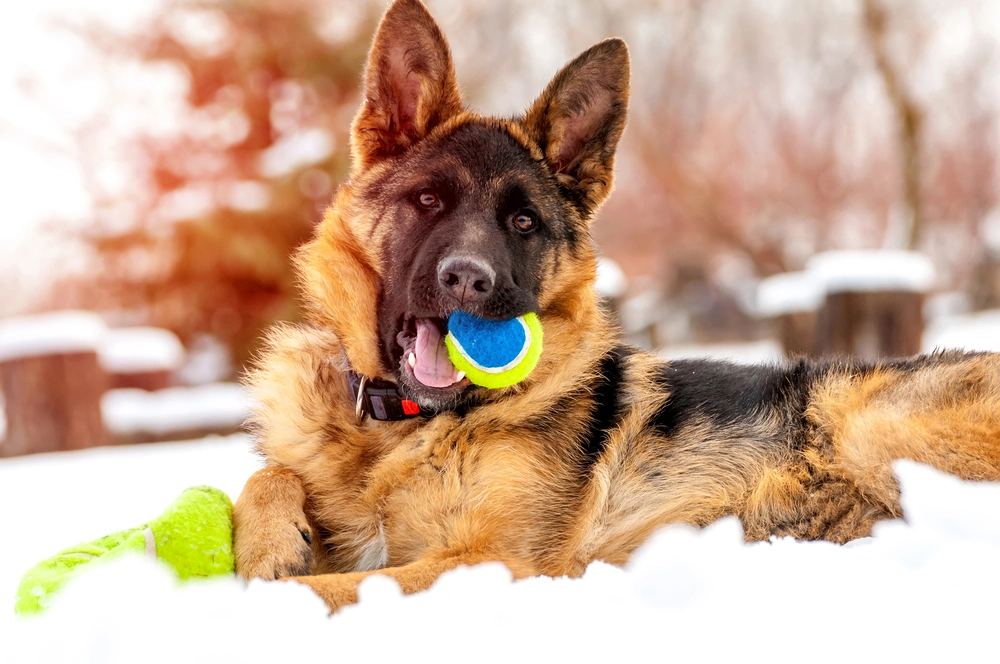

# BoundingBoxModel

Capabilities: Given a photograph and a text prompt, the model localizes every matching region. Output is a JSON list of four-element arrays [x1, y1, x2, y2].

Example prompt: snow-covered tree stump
[[756, 272, 824, 357], [757, 252, 935, 360], [808, 251, 934, 361], [815, 290, 924, 359], [0, 313, 109, 457], [0, 351, 107, 456]]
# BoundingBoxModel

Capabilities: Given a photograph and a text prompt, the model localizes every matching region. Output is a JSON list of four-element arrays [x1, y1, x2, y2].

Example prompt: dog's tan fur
[[233, 0, 1000, 612]]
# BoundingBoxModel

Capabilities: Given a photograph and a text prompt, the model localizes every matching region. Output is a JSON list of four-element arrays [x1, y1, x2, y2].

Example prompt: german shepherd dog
[[233, 0, 1000, 612]]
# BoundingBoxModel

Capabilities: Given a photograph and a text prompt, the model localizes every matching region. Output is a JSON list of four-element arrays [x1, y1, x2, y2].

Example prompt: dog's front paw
[[233, 467, 317, 580], [237, 519, 314, 580]]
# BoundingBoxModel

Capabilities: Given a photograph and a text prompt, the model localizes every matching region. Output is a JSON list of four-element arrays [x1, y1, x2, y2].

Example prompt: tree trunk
[[0, 352, 107, 457], [863, 0, 924, 250], [814, 291, 924, 360]]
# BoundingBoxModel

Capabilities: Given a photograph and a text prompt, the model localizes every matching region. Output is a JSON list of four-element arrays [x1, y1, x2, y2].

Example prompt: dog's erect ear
[[523, 39, 629, 216], [351, 0, 462, 171]]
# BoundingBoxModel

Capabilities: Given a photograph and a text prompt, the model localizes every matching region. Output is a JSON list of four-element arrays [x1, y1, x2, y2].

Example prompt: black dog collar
[[348, 370, 423, 424]]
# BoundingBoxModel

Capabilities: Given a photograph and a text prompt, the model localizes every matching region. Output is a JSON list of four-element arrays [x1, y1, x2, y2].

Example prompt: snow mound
[[2, 440, 998, 662], [659, 339, 785, 365], [595, 257, 627, 299], [923, 309, 1000, 353], [99, 327, 186, 373], [756, 271, 824, 317], [806, 250, 935, 294], [102, 383, 251, 436]]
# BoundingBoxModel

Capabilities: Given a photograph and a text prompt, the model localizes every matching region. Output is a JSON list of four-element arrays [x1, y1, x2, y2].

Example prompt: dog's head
[[297, 0, 629, 411]]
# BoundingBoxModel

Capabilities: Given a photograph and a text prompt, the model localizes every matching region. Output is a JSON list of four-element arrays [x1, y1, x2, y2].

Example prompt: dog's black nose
[[438, 256, 496, 304]]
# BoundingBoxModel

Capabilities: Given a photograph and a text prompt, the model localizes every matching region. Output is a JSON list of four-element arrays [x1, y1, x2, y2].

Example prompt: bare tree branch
[[862, 0, 924, 250]]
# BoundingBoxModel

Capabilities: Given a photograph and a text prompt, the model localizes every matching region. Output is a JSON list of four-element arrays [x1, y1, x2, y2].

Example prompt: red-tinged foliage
[[79, 0, 383, 370], [67, 0, 1000, 357]]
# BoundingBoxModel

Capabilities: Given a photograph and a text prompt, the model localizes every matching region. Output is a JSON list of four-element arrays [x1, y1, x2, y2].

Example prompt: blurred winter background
[[4, 0, 1000, 453], [3, 0, 1000, 660]]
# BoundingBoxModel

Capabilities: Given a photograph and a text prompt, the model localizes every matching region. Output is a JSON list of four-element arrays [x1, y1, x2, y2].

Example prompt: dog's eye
[[512, 211, 537, 233], [417, 191, 439, 209]]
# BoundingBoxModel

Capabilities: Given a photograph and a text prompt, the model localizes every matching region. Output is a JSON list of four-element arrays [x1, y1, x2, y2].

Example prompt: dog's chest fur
[[303, 416, 580, 575]]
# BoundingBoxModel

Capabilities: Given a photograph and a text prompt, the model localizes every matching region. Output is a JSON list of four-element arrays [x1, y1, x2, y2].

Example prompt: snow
[[620, 291, 665, 333], [923, 309, 1000, 353], [659, 339, 785, 365], [1, 440, 998, 661], [99, 327, 185, 373], [805, 250, 936, 294], [755, 271, 824, 317], [177, 335, 233, 385], [979, 207, 1000, 255], [595, 257, 627, 299], [0, 311, 107, 362], [101, 383, 251, 436]]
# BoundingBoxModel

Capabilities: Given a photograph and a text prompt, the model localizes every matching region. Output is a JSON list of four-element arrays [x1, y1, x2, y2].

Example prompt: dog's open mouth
[[396, 314, 471, 391]]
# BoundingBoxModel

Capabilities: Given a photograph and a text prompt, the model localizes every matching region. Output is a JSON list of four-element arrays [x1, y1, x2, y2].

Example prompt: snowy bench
[[0, 312, 249, 456]]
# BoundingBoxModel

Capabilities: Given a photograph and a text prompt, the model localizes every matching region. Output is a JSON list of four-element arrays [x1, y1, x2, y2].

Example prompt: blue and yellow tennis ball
[[445, 311, 543, 389]]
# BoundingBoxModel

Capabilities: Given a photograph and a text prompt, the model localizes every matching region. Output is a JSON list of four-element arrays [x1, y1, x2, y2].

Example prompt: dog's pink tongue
[[413, 318, 460, 388]]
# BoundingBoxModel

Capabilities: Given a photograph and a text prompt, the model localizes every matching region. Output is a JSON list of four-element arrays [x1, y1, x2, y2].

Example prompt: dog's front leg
[[289, 553, 513, 613], [233, 466, 317, 580]]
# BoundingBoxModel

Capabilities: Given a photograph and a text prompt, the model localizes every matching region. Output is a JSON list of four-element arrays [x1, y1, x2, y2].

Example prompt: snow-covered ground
[[923, 308, 1000, 354], [2, 433, 999, 662]]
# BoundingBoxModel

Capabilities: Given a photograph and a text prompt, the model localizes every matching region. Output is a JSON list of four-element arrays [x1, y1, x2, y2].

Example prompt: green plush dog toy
[[15, 485, 234, 615]]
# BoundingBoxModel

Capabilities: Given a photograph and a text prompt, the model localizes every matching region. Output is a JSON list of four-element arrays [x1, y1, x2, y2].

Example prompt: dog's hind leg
[[807, 353, 1000, 513], [233, 466, 318, 581]]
